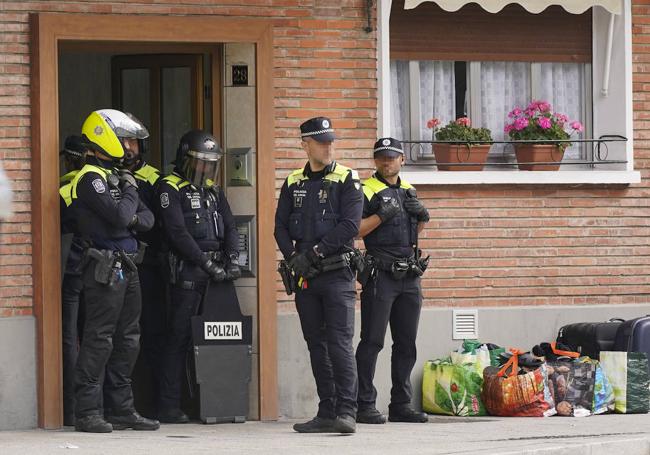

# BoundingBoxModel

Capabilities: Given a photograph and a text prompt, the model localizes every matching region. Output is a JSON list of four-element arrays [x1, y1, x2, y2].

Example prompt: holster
[[277, 260, 295, 295], [83, 248, 118, 286], [356, 254, 376, 287]]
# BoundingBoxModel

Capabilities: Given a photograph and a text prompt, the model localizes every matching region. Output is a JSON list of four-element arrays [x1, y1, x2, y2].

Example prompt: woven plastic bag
[[422, 359, 486, 416], [600, 351, 650, 414], [482, 349, 556, 417]]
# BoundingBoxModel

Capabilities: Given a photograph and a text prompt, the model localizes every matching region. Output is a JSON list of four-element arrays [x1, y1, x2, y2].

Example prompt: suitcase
[[613, 315, 650, 359], [556, 319, 625, 359]]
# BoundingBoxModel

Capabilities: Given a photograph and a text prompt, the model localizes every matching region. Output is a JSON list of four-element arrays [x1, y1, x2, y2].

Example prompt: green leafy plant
[[427, 117, 492, 144]]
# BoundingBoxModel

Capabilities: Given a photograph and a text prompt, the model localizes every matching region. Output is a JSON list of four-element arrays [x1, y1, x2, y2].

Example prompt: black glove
[[118, 169, 138, 189], [288, 249, 320, 278], [376, 197, 400, 222], [404, 197, 430, 222], [225, 255, 242, 281], [201, 257, 226, 282]]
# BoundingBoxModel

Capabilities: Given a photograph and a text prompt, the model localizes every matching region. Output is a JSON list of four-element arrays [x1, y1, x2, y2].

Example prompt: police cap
[[300, 117, 335, 143], [373, 137, 404, 158]]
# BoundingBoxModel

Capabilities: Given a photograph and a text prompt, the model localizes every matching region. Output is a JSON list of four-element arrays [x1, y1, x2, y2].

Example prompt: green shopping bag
[[460, 340, 505, 367], [422, 359, 486, 416], [599, 351, 650, 414]]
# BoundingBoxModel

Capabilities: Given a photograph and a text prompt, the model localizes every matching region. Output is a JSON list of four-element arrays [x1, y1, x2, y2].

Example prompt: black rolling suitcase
[[556, 319, 624, 359], [614, 316, 650, 362]]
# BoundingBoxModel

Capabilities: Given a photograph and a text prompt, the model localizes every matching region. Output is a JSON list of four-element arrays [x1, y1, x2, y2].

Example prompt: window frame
[[377, 0, 639, 185]]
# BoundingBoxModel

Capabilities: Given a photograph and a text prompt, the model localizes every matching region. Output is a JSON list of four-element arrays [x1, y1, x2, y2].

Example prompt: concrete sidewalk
[[1, 414, 650, 455]]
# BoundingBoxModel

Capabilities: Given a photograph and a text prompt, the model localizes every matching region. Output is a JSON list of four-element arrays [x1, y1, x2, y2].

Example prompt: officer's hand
[[376, 197, 400, 222], [118, 169, 138, 189], [201, 258, 226, 282], [288, 250, 319, 278], [225, 256, 241, 281], [404, 197, 430, 222]]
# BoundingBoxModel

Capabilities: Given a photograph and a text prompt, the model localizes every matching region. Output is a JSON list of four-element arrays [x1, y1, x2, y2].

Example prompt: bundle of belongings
[[422, 340, 503, 416], [481, 349, 556, 417], [532, 342, 614, 417]]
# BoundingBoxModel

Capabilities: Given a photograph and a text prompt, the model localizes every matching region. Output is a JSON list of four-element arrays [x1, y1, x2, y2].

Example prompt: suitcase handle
[[608, 318, 625, 322]]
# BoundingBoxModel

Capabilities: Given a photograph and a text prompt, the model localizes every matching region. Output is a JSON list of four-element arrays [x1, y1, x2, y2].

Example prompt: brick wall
[[1, 0, 649, 317]]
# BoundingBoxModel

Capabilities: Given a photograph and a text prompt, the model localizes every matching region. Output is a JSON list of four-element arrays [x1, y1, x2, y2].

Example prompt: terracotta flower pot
[[514, 144, 565, 171], [434, 144, 491, 171]]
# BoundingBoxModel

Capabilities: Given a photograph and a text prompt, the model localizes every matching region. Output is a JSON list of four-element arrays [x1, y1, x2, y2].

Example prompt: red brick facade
[[1, 0, 649, 317]]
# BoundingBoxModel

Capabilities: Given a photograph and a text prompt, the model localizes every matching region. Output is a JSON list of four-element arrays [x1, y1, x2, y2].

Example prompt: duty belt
[[367, 251, 415, 272]]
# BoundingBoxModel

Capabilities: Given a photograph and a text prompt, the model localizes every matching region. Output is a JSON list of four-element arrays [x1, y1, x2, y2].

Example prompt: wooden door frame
[[30, 13, 277, 428]]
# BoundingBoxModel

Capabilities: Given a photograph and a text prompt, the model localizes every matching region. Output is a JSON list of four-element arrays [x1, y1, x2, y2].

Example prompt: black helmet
[[60, 134, 89, 171], [176, 130, 223, 188]]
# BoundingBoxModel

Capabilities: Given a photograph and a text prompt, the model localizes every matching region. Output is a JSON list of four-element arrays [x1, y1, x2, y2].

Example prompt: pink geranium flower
[[508, 108, 522, 118], [426, 118, 440, 129], [538, 117, 552, 129], [455, 117, 471, 127], [570, 121, 584, 133], [504, 124, 514, 133], [514, 118, 529, 131]]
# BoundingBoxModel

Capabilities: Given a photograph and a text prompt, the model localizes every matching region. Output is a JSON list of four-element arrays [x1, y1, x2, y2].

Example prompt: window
[[377, 0, 639, 184], [392, 59, 591, 165]]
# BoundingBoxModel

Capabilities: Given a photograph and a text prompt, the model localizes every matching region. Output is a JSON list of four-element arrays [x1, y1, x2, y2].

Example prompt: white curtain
[[480, 62, 531, 163], [419, 61, 456, 140], [540, 63, 585, 160], [390, 60, 410, 142]]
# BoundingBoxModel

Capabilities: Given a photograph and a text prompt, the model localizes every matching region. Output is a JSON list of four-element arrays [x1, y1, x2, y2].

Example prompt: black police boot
[[388, 406, 428, 423], [292, 416, 336, 433], [75, 415, 113, 433], [333, 415, 356, 434], [158, 408, 190, 424], [106, 412, 160, 431], [356, 407, 386, 424]]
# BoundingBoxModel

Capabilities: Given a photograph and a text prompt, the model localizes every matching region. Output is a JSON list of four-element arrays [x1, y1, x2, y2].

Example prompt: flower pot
[[514, 144, 565, 171], [434, 144, 491, 171]]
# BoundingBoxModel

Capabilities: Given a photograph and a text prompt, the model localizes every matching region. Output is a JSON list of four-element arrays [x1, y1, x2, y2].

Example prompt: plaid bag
[[546, 360, 596, 417]]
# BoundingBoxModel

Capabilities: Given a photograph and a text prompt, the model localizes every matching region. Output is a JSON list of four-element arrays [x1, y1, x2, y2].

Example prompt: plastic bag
[[599, 351, 650, 414], [482, 349, 555, 417], [546, 360, 595, 417], [581, 358, 615, 415], [422, 359, 486, 416]]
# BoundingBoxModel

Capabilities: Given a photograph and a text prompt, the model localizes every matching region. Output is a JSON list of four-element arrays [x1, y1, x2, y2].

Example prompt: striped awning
[[403, 0, 622, 14]]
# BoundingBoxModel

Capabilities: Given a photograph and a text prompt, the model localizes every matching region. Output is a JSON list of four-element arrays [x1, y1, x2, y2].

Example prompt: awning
[[403, 0, 622, 14]]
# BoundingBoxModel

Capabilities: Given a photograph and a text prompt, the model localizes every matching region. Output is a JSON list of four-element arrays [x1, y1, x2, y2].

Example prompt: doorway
[[31, 13, 277, 428]]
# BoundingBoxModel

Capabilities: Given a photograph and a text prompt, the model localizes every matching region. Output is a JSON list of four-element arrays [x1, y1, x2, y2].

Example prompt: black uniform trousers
[[74, 262, 142, 418], [295, 267, 358, 419], [62, 273, 83, 424], [355, 270, 422, 411], [158, 280, 207, 412], [137, 260, 167, 405]]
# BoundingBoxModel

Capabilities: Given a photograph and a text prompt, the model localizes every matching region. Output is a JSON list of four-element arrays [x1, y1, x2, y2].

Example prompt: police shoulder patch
[[92, 178, 106, 194], [160, 192, 170, 208]]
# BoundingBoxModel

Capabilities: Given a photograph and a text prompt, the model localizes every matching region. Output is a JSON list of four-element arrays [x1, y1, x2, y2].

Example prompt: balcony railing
[[402, 135, 627, 169]]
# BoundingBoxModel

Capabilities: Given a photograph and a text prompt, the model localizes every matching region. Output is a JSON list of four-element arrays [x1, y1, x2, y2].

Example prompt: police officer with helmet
[[119, 120, 166, 412], [355, 137, 430, 425], [59, 135, 90, 427], [157, 130, 241, 424], [71, 109, 159, 432], [274, 117, 363, 434]]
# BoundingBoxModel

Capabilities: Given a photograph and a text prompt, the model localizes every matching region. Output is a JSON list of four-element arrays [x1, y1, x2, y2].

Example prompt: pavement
[[2, 414, 650, 455]]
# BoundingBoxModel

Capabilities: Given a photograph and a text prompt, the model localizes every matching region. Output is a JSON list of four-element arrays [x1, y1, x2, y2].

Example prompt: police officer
[[72, 109, 160, 433], [274, 117, 363, 434], [157, 130, 241, 424], [119, 123, 166, 412], [59, 135, 89, 426], [355, 137, 430, 424]]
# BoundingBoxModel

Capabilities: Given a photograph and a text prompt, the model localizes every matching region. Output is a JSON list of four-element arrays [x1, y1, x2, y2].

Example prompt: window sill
[[401, 169, 641, 185]]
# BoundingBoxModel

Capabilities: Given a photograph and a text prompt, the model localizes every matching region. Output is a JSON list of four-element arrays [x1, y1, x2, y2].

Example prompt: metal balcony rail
[[401, 135, 628, 168]]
